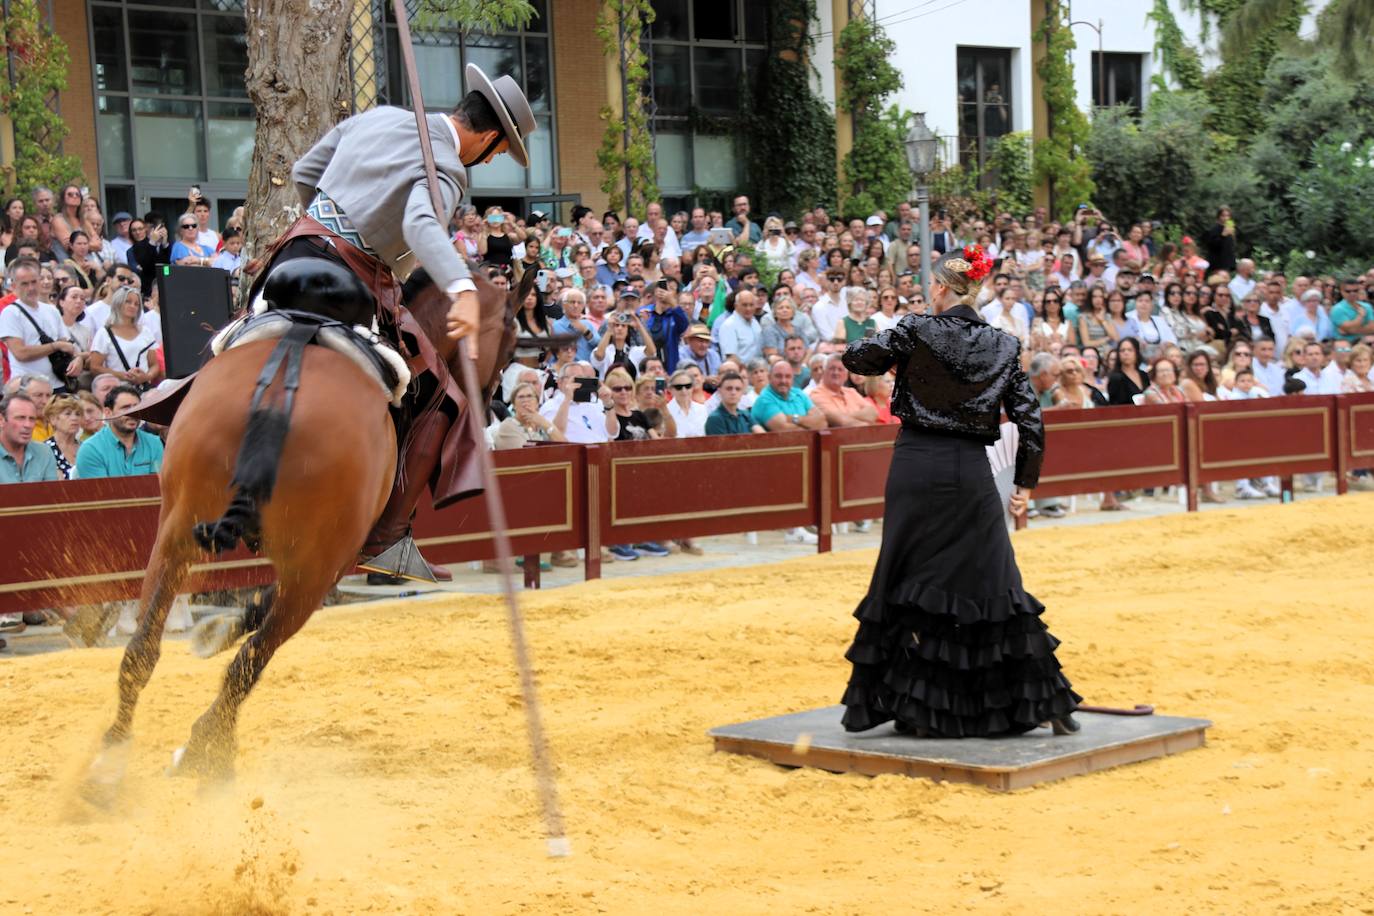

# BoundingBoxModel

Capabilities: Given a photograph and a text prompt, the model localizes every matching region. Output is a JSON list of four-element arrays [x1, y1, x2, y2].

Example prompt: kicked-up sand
[[1, 496, 1372, 914]]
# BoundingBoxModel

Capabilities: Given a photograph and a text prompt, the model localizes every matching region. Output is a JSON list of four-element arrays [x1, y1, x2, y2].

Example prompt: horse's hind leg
[[172, 567, 334, 782], [84, 521, 195, 798]]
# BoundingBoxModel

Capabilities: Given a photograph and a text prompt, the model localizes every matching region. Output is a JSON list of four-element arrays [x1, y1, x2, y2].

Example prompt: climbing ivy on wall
[[1146, 0, 1205, 91], [742, 0, 836, 217], [1032, 0, 1095, 220], [835, 15, 910, 218], [595, 0, 659, 214], [0, 0, 85, 193]]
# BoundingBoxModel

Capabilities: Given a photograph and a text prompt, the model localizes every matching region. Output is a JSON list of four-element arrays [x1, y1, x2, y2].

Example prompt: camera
[[613, 311, 635, 325]]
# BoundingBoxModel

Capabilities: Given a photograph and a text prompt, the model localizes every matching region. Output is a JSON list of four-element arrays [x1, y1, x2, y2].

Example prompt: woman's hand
[[1009, 486, 1030, 517]]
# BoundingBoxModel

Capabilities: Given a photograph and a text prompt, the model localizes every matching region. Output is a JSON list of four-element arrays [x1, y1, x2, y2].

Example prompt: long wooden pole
[[390, 0, 570, 858]]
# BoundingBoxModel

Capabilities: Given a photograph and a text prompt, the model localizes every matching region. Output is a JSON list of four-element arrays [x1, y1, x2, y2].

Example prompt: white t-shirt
[[140, 309, 163, 344], [196, 228, 220, 251], [93, 325, 159, 374], [811, 297, 847, 342], [0, 300, 65, 385], [667, 398, 709, 438], [591, 344, 647, 379], [540, 391, 609, 443]]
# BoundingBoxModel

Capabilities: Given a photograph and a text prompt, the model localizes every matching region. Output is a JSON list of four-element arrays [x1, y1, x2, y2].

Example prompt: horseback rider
[[255, 63, 536, 582]]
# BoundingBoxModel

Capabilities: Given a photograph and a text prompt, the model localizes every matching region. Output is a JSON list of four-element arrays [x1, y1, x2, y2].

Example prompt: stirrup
[[357, 536, 437, 583]]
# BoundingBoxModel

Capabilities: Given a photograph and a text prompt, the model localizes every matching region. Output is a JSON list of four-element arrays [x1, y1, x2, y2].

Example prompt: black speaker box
[[155, 264, 234, 379]]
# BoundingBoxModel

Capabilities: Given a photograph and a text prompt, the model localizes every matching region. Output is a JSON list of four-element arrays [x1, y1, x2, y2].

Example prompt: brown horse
[[84, 259, 517, 792]]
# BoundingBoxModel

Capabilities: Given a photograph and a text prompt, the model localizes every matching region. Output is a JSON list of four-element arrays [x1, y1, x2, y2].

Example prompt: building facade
[[25, 0, 1237, 228]]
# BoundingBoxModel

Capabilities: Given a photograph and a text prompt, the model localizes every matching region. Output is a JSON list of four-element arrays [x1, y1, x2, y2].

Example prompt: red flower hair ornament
[[962, 244, 993, 283]]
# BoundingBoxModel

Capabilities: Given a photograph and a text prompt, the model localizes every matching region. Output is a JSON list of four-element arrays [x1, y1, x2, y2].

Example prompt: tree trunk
[[241, 0, 351, 295]]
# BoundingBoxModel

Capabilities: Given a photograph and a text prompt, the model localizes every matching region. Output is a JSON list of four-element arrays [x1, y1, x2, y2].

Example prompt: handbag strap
[[106, 328, 134, 372], [13, 303, 54, 344]]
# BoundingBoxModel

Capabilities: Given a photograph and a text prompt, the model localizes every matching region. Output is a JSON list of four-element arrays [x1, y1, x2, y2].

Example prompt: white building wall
[[812, 0, 837, 108], [1064, 0, 1157, 109], [876, 0, 1034, 143]]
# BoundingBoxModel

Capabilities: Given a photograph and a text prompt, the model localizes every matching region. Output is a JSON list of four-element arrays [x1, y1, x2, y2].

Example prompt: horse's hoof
[[189, 615, 246, 659], [78, 740, 132, 809], [168, 744, 235, 784]]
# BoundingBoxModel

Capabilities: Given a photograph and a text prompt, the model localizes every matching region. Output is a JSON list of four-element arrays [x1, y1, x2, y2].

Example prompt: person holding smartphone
[[476, 205, 524, 267], [541, 362, 614, 443], [1200, 205, 1238, 274]]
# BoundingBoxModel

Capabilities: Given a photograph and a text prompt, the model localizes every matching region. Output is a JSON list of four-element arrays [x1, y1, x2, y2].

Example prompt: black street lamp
[[904, 112, 940, 301]]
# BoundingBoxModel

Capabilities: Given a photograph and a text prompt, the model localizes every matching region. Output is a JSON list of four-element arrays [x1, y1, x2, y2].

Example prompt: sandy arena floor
[[2, 496, 1373, 915]]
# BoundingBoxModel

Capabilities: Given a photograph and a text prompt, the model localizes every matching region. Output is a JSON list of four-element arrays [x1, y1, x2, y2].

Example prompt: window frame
[[955, 45, 1014, 179], [1091, 51, 1145, 113]]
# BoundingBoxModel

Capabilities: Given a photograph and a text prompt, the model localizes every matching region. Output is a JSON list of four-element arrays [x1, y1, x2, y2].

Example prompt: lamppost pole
[[904, 113, 939, 304], [1069, 17, 1105, 106]]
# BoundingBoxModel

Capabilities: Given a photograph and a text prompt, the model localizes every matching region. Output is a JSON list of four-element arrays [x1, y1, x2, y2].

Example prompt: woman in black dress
[[840, 246, 1081, 738]]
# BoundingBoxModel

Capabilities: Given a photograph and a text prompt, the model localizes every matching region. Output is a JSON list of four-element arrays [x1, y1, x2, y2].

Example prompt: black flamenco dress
[[840, 304, 1081, 737]]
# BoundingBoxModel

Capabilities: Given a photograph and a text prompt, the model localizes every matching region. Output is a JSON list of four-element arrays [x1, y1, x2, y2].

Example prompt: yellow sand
[[2, 496, 1372, 915]]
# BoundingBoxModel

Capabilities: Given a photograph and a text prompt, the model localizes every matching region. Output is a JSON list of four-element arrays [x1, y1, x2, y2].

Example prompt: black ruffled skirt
[[840, 427, 1081, 737]]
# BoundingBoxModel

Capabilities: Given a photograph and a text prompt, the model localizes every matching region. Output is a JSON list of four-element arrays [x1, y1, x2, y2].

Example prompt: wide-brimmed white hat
[[465, 63, 536, 168]]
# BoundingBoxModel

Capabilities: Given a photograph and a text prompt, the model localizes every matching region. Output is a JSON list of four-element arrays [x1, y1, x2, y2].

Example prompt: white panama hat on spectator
[[465, 63, 536, 168]]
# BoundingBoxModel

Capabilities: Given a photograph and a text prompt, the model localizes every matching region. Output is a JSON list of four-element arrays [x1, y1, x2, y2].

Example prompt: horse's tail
[[192, 406, 291, 554], [193, 328, 311, 554]]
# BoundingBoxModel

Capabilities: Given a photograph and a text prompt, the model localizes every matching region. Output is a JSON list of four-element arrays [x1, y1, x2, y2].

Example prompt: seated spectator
[[1050, 356, 1104, 409], [43, 393, 82, 479], [0, 392, 59, 483], [760, 297, 817, 355], [1342, 343, 1374, 393], [605, 367, 658, 441], [677, 322, 720, 377], [1126, 292, 1177, 362], [1293, 340, 1336, 394], [74, 389, 104, 440], [632, 375, 676, 438], [665, 369, 709, 437], [76, 384, 163, 478], [752, 360, 826, 431], [550, 288, 598, 362], [863, 375, 900, 424], [1179, 349, 1219, 402], [88, 286, 162, 390], [492, 382, 566, 449], [811, 355, 878, 427], [1107, 337, 1150, 405], [1143, 357, 1187, 404], [705, 371, 764, 435], [541, 362, 613, 443], [717, 289, 763, 362]]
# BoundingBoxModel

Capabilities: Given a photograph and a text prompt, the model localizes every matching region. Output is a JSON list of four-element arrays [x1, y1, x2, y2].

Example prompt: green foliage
[[595, 0, 659, 214], [835, 16, 910, 218], [1188, 0, 1303, 141], [1086, 92, 1215, 230], [1032, 0, 1095, 220], [1147, 0, 1205, 90], [413, 0, 535, 31], [987, 132, 1033, 216], [0, 0, 85, 194], [743, 0, 836, 217]]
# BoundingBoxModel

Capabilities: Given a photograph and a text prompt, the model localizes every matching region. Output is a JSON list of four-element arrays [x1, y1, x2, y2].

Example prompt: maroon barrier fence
[[2, 395, 1371, 612]]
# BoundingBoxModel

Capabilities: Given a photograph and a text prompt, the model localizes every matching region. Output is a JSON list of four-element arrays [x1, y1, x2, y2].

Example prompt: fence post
[[817, 430, 833, 554], [584, 444, 604, 581], [1335, 395, 1350, 496], [1184, 403, 1200, 512]]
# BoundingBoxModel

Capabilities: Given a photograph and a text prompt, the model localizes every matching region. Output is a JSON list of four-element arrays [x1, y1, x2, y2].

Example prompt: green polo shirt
[[705, 405, 756, 436], [0, 440, 59, 484], [75, 425, 164, 479], [751, 385, 814, 429]]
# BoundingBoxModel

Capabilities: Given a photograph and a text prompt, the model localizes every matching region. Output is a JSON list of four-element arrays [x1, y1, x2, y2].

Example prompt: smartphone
[[572, 377, 600, 403], [535, 269, 551, 293], [708, 227, 734, 247], [80, 185, 90, 199], [191, 185, 201, 199], [654, 377, 667, 395]]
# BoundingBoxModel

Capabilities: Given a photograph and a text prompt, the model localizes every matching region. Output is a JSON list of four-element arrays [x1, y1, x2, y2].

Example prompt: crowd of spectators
[[5, 181, 1374, 558]]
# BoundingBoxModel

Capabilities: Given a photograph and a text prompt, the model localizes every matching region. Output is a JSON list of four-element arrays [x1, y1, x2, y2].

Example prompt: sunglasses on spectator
[[116, 274, 138, 285], [672, 383, 693, 390], [609, 385, 632, 393], [180, 222, 197, 229]]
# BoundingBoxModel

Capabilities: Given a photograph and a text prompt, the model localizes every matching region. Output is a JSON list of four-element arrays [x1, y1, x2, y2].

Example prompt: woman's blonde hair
[[930, 249, 982, 305], [508, 382, 539, 405], [605, 367, 634, 389], [44, 394, 81, 423], [1350, 342, 1372, 367]]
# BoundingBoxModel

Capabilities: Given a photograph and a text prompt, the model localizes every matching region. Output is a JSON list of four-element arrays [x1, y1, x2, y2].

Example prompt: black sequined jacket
[[842, 303, 1044, 488]]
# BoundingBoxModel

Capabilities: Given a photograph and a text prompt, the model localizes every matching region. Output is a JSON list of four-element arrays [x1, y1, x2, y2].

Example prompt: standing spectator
[[640, 277, 690, 373], [1, 259, 71, 389], [725, 194, 761, 244], [705, 371, 763, 435], [108, 212, 135, 267], [1330, 279, 1374, 342], [751, 360, 826, 432], [49, 185, 83, 258], [680, 207, 711, 251], [665, 369, 709, 437], [170, 214, 215, 267], [43, 394, 82, 479], [757, 216, 792, 271], [810, 355, 878, 427], [190, 197, 220, 251], [1229, 259, 1258, 301], [476, 207, 524, 268], [75, 385, 163, 478], [128, 213, 171, 295], [716, 289, 763, 363], [0, 393, 59, 483], [1200, 206, 1237, 274], [983, 286, 1030, 347]]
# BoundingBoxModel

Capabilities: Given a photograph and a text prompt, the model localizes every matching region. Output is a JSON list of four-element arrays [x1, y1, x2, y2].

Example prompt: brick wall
[[53, 0, 100, 187], [551, 0, 610, 213]]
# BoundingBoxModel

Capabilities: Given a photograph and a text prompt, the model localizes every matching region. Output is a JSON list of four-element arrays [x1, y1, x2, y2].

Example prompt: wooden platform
[[710, 706, 1211, 791]]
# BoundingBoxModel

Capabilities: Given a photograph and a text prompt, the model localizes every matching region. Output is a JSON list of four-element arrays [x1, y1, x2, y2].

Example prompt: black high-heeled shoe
[[893, 720, 931, 738], [1050, 714, 1081, 735]]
